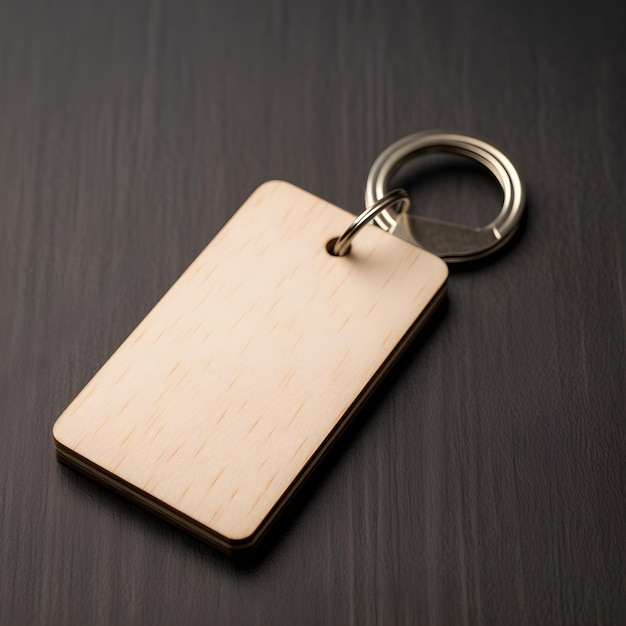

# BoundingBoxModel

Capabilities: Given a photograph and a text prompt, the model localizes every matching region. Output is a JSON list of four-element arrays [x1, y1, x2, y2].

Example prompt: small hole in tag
[[326, 237, 349, 256]]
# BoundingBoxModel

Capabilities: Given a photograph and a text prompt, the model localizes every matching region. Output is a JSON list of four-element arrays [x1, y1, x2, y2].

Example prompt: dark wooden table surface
[[1, 0, 624, 624]]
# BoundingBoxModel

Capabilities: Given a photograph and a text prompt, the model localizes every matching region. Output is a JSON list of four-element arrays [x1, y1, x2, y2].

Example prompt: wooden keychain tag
[[53, 132, 524, 553], [53, 180, 447, 552]]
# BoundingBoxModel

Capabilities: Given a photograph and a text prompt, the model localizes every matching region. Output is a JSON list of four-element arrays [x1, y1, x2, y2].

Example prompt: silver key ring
[[334, 131, 525, 263], [365, 131, 525, 263], [331, 189, 410, 256]]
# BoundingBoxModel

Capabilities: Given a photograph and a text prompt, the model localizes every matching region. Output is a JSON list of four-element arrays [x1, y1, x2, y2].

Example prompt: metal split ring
[[334, 131, 525, 264], [331, 189, 410, 257]]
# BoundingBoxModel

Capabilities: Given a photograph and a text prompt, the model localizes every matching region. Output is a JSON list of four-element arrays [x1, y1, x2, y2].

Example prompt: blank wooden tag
[[53, 180, 448, 552]]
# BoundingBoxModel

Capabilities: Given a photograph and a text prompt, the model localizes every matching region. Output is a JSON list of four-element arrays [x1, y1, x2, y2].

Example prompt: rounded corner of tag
[[252, 179, 292, 196], [416, 246, 449, 283], [241, 180, 303, 214], [208, 512, 269, 553], [51, 417, 67, 450], [435, 254, 450, 282]]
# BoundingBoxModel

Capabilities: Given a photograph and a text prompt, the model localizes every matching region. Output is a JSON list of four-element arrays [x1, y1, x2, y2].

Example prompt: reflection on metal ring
[[365, 131, 525, 263]]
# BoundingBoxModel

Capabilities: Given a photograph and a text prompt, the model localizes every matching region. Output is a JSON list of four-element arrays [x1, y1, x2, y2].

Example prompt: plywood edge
[[52, 437, 254, 554]]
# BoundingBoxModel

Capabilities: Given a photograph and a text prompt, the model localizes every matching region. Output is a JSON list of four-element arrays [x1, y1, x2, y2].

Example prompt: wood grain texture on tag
[[52, 180, 448, 552]]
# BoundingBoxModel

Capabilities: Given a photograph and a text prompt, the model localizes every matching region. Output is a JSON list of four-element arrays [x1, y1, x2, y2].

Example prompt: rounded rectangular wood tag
[[53, 180, 448, 552]]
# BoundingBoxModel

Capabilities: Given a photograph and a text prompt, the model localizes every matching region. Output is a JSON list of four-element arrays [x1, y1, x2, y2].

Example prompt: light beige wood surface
[[53, 181, 448, 550]]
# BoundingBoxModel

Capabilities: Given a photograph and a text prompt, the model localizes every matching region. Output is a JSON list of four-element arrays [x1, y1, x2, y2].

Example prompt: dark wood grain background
[[1, 0, 624, 624]]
